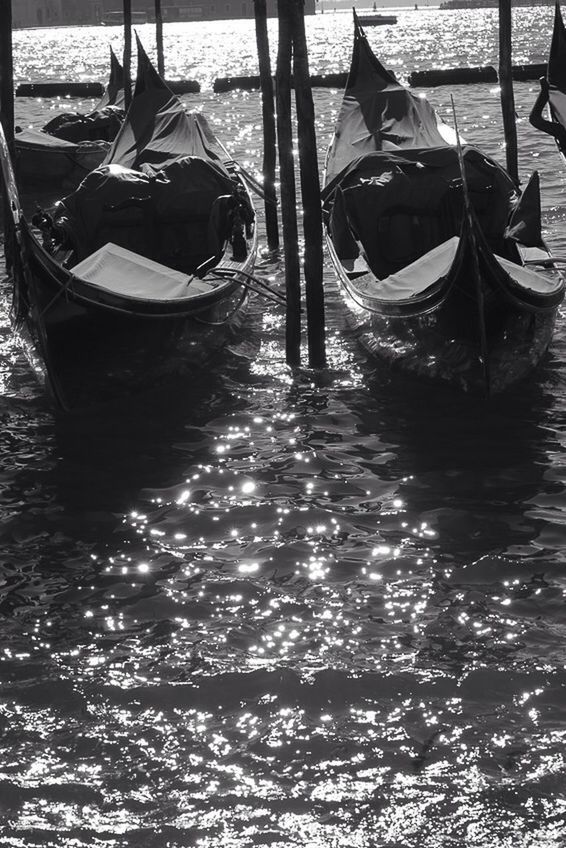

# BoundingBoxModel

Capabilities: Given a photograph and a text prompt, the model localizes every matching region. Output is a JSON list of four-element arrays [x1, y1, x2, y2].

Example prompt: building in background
[[100, 0, 316, 23], [13, 0, 101, 27]]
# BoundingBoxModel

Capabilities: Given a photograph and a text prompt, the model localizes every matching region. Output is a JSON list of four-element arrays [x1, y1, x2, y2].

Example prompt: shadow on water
[[50, 355, 253, 515], [346, 353, 565, 561]]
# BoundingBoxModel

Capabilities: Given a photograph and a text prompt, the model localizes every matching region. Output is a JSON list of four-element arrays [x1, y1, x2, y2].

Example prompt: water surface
[[2, 8, 566, 847]]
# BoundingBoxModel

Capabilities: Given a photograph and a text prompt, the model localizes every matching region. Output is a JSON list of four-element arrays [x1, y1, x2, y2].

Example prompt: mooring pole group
[[269, 0, 326, 370]]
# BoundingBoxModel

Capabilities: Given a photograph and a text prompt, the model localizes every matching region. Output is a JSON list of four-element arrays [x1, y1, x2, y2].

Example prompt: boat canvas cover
[[105, 43, 220, 171], [97, 47, 126, 112], [355, 236, 460, 300], [15, 127, 83, 151], [327, 146, 516, 278], [353, 234, 562, 302], [548, 1, 566, 131], [72, 242, 215, 300], [53, 41, 237, 265], [325, 23, 453, 183], [57, 158, 235, 263]]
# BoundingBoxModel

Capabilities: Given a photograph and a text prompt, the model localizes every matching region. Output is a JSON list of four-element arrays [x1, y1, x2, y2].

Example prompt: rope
[[206, 266, 287, 307]]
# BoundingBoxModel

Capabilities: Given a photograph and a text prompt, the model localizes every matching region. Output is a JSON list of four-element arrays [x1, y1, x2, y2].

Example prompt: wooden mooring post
[[276, 0, 301, 366], [499, 0, 518, 183], [0, 0, 14, 149], [289, 0, 326, 369], [0, 0, 15, 267], [276, 0, 326, 369], [123, 0, 133, 109], [155, 0, 165, 78], [254, 0, 279, 253]]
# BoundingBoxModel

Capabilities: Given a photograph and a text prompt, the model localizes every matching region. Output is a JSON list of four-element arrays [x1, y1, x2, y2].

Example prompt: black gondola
[[323, 12, 564, 394], [14, 47, 126, 188], [0, 40, 257, 411]]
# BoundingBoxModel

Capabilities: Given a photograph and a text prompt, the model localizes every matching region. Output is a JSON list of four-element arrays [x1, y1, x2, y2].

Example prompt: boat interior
[[35, 156, 254, 284], [325, 146, 519, 285]]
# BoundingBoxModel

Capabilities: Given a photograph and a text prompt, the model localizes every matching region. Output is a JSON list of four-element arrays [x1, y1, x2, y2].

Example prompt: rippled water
[[2, 8, 566, 847]]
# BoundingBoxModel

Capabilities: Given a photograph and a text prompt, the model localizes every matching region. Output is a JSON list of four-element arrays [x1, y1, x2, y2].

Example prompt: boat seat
[[362, 206, 458, 279], [71, 242, 219, 300], [355, 236, 461, 300]]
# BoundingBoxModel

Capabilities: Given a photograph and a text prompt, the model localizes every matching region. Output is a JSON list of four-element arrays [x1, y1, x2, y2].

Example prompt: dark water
[[2, 8, 566, 847]]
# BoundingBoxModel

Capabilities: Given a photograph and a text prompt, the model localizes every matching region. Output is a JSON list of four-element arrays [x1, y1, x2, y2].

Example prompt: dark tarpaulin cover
[[44, 48, 125, 142], [327, 146, 517, 278], [104, 40, 220, 170], [325, 17, 455, 183], [57, 158, 235, 264], [54, 39, 237, 267], [42, 106, 124, 144], [97, 47, 126, 112], [548, 2, 566, 133]]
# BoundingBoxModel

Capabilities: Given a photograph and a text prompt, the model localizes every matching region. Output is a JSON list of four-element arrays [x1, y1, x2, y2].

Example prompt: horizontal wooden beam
[[409, 63, 548, 87], [214, 72, 348, 92], [16, 79, 200, 97]]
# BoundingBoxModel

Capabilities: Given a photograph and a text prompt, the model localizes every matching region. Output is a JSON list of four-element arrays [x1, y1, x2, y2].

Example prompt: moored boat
[[14, 48, 125, 188], [0, 40, 258, 412], [322, 12, 564, 394]]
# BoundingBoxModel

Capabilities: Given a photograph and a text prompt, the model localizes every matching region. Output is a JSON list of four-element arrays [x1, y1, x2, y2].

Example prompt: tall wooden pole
[[0, 0, 15, 269], [0, 0, 14, 150], [123, 0, 133, 109], [254, 0, 279, 253], [289, 0, 326, 368], [276, 0, 301, 366], [499, 0, 518, 183], [155, 0, 165, 78]]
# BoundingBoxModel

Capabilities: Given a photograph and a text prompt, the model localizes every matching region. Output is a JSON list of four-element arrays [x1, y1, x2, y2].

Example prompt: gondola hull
[[329, 239, 559, 394], [2, 39, 258, 411], [15, 228, 254, 410], [15, 133, 109, 187], [14, 49, 124, 189]]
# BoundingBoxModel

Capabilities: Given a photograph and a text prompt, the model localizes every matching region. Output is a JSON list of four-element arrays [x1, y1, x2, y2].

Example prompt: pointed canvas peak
[[108, 46, 124, 87], [547, 0, 566, 93], [352, 6, 365, 36], [133, 35, 170, 97]]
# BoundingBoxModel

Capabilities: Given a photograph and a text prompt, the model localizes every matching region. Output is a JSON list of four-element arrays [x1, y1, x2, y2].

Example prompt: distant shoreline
[[439, 0, 551, 7]]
